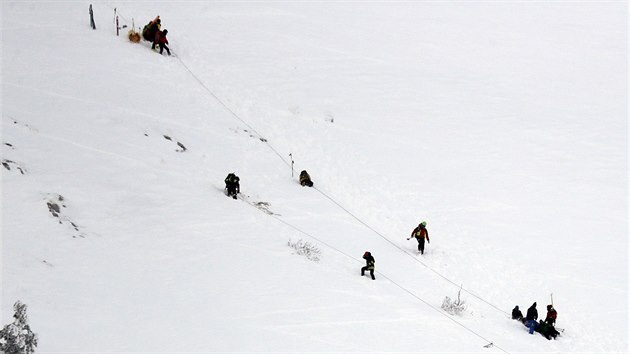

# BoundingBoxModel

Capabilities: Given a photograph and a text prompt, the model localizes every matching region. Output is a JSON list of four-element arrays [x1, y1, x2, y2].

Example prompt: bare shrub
[[287, 239, 321, 262]]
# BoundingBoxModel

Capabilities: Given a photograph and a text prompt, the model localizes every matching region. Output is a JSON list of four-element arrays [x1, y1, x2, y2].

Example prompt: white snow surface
[[1, 1, 628, 353]]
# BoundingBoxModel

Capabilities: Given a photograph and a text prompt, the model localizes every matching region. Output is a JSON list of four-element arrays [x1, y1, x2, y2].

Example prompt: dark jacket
[[362, 252, 375, 270], [225, 173, 240, 191], [411, 224, 430, 241], [526, 303, 538, 321], [512, 306, 523, 320]]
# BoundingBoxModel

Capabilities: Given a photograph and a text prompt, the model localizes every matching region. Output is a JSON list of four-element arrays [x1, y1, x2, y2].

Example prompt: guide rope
[[264, 210, 509, 353], [175, 52, 510, 318], [101, 7, 511, 349], [314, 185, 510, 317]]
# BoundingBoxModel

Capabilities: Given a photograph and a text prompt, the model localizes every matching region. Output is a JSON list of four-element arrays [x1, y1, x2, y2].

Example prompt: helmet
[[162, 29, 168, 35], [421, 221, 427, 227]]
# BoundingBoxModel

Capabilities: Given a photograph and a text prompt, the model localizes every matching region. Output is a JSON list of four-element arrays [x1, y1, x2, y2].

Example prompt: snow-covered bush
[[287, 239, 321, 262], [441, 286, 467, 316], [0, 301, 38, 354]]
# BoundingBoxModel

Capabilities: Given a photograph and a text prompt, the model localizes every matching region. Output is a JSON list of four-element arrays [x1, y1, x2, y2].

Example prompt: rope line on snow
[[262, 209, 509, 353], [104, 5, 511, 350], [175, 57, 293, 169], [313, 186, 511, 317], [174, 53, 511, 318]]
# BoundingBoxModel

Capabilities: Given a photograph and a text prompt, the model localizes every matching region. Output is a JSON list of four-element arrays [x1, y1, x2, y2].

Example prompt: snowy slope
[[2, 1, 627, 353]]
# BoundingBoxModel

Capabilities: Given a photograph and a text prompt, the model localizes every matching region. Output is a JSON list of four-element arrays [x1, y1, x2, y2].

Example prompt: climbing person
[[299, 170, 313, 187], [512, 305, 523, 321], [152, 29, 171, 56], [407, 221, 430, 254], [544, 304, 557, 326], [224, 173, 240, 199], [361, 251, 375, 280], [525, 302, 538, 334], [142, 16, 161, 42]]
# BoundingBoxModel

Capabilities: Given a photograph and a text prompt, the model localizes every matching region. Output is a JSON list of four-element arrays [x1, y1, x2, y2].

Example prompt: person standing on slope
[[408, 221, 430, 254], [525, 302, 538, 334], [544, 304, 557, 326], [361, 251, 375, 280], [152, 29, 171, 56]]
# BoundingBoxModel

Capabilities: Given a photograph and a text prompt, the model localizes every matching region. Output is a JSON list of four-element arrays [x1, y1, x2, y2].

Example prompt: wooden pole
[[89, 4, 96, 30]]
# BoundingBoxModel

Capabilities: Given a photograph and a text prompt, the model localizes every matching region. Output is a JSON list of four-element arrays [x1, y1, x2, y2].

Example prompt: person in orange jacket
[[152, 29, 171, 56], [142, 16, 161, 41], [408, 221, 430, 254]]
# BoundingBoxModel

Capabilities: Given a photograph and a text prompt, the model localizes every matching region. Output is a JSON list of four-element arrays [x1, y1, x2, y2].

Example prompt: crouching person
[[299, 170, 313, 187], [361, 251, 375, 280], [536, 320, 560, 340], [512, 305, 523, 321]]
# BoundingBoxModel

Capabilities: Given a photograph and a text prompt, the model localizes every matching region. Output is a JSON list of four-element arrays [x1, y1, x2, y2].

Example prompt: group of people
[[223, 170, 313, 200], [141, 16, 170, 56], [224, 171, 562, 341], [512, 302, 560, 340]]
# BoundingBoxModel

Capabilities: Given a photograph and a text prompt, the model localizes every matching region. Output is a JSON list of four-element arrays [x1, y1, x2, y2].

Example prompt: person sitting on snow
[[299, 170, 313, 187], [512, 305, 523, 321], [536, 320, 560, 340]]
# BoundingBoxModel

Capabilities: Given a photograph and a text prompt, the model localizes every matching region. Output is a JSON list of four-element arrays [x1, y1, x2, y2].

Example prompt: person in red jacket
[[408, 221, 430, 254], [152, 29, 171, 56], [545, 305, 557, 325]]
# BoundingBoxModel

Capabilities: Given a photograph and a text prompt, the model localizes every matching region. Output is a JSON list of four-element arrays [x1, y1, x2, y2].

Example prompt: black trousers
[[152, 42, 170, 55], [226, 186, 238, 199], [361, 266, 375, 280], [158, 43, 170, 55], [416, 237, 425, 254]]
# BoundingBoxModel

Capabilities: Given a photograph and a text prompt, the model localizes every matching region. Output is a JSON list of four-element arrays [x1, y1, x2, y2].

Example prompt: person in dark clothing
[[545, 304, 557, 326], [525, 302, 538, 321], [408, 221, 430, 254], [525, 302, 538, 334], [536, 320, 560, 340], [299, 170, 313, 187], [224, 173, 240, 199], [361, 251, 375, 280], [142, 16, 161, 41], [512, 305, 523, 321], [152, 29, 170, 55]]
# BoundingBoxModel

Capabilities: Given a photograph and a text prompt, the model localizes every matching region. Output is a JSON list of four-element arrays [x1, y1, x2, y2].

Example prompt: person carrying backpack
[[361, 251, 375, 280], [224, 173, 240, 199], [408, 221, 430, 254], [142, 16, 161, 42]]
